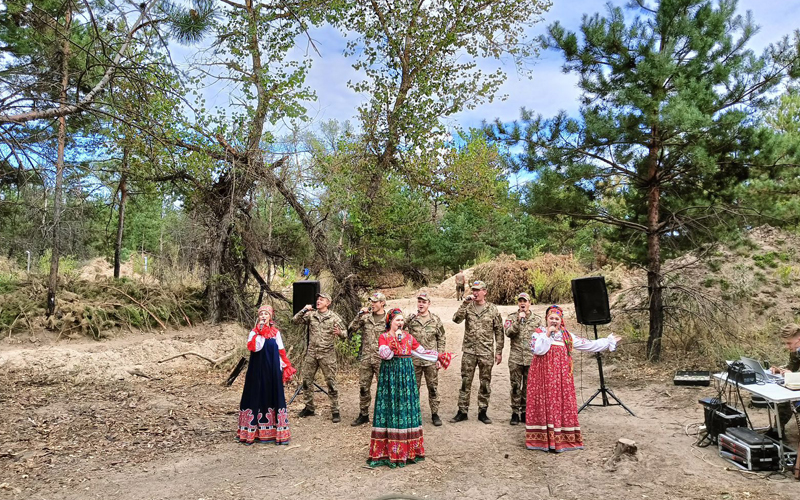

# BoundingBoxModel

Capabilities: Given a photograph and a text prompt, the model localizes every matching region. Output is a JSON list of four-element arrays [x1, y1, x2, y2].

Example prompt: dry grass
[[472, 253, 585, 305]]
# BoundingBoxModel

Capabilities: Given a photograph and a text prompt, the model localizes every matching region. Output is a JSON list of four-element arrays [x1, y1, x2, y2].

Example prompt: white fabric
[[248, 330, 265, 352], [412, 345, 439, 362], [530, 327, 617, 355], [378, 345, 394, 360], [248, 330, 286, 370]]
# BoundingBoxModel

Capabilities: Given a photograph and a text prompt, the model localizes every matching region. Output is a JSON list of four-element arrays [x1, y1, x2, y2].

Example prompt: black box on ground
[[700, 399, 747, 441], [719, 428, 780, 471]]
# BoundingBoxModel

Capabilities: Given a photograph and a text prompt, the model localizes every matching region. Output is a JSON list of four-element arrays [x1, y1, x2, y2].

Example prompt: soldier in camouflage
[[451, 280, 504, 424], [769, 324, 800, 438], [504, 292, 539, 425], [348, 292, 387, 426], [293, 292, 347, 423], [406, 291, 447, 426]]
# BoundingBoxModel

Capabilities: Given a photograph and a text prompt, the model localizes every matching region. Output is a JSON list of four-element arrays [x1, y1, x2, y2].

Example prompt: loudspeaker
[[571, 276, 611, 325], [292, 280, 320, 315]]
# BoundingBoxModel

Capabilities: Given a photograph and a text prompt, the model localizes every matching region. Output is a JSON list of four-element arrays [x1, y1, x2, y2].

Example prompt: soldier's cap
[[516, 292, 531, 302], [315, 292, 332, 301], [368, 292, 386, 303], [470, 280, 487, 290], [416, 292, 431, 302]]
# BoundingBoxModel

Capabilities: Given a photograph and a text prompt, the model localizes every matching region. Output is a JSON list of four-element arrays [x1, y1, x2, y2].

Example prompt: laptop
[[739, 357, 784, 384]]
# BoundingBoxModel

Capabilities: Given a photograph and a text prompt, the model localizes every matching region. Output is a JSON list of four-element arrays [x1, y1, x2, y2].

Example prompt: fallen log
[[158, 351, 234, 367]]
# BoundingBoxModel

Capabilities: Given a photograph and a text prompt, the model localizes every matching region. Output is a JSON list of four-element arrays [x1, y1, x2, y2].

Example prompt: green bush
[[753, 252, 779, 269], [37, 249, 80, 275]]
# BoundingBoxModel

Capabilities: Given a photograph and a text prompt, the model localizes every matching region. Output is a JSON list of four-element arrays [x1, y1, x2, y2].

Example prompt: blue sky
[[296, 0, 800, 131], [172, 0, 800, 138]]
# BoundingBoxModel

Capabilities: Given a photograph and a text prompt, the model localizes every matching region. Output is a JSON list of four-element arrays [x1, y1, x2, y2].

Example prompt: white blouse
[[530, 326, 617, 356], [248, 329, 287, 368]]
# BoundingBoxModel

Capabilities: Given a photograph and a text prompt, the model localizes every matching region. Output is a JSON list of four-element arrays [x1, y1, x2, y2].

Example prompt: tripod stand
[[578, 324, 635, 416]]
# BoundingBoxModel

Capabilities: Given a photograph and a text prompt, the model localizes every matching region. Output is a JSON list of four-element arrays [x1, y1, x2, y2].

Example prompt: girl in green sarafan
[[367, 308, 452, 467]]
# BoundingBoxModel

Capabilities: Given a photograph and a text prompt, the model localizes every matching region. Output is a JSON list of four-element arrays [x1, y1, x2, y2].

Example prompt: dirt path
[[1, 297, 797, 500]]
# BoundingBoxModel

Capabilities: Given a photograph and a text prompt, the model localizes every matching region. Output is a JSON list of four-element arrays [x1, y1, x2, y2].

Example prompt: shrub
[[472, 253, 585, 305]]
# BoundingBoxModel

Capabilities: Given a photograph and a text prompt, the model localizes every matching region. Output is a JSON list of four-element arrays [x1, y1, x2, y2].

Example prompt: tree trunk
[[645, 129, 664, 361], [207, 209, 232, 324], [47, 7, 72, 317], [114, 152, 128, 279]]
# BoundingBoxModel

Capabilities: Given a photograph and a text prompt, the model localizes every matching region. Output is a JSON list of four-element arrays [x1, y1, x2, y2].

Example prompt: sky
[[294, 0, 800, 132], [171, 0, 800, 138]]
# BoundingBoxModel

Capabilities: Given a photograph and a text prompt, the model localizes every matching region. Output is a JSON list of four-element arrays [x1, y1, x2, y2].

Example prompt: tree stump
[[613, 438, 638, 460]]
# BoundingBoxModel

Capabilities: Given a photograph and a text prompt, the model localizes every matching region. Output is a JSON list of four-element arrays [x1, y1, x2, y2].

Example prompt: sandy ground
[[1, 296, 798, 500]]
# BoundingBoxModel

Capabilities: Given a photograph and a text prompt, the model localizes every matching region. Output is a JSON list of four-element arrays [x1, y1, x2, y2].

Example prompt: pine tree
[[487, 0, 800, 360]]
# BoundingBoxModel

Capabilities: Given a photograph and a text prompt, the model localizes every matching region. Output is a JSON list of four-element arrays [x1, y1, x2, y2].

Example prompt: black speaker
[[571, 276, 611, 325], [292, 280, 320, 315]]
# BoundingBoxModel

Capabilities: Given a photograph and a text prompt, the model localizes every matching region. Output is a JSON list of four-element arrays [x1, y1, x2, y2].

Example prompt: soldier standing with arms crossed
[[504, 292, 538, 426], [406, 292, 447, 426], [451, 280, 504, 424], [348, 292, 387, 426], [293, 292, 347, 423]]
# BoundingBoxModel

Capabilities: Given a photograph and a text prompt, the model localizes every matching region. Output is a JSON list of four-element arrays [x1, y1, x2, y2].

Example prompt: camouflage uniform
[[293, 308, 347, 413], [348, 312, 385, 415], [406, 311, 447, 415], [453, 301, 504, 412], [778, 349, 800, 430], [504, 311, 539, 416]]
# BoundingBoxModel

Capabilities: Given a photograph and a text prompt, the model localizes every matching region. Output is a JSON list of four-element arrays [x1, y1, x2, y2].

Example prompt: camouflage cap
[[416, 292, 431, 302], [470, 280, 487, 290], [368, 292, 386, 302], [516, 292, 531, 302], [316, 292, 332, 301]]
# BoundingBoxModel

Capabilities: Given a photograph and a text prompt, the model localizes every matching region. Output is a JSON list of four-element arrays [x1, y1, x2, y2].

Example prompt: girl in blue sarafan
[[237, 304, 297, 445]]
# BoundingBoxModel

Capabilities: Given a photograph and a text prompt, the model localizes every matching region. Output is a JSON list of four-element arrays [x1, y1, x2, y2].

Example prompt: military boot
[[431, 413, 442, 427], [477, 409, 492, 424], [298, 407, 315, 418], [331, 412, 341, 423], [510, 413, 520, 426], [521, 411, 526, 423], [351, 413, 369, 426], [449, 410, 468, 423]]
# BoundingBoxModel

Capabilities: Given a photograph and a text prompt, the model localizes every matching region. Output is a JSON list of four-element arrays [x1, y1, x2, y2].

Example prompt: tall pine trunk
[[47, 6, 71, 317], [645, 130, 664, 361]]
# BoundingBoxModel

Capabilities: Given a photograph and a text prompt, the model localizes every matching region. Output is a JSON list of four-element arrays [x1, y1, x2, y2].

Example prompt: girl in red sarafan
[[237, 304, 297, 445], [525, 305, 620, 453], [368, 308, 452, 468]]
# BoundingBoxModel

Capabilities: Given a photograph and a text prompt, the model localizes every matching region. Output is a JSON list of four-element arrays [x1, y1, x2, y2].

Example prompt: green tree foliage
[[487, 0, 800, 360], [337, 0, 551, 206], [738, 87, 800, 224]]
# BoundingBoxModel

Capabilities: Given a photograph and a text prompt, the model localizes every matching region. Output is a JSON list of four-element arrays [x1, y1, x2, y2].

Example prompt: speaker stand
[[288, 380, 328, 405], [578, 325, 635, 416]]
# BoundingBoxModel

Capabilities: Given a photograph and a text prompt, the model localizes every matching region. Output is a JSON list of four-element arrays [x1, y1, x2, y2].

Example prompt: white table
[[713, 373, 800, 469]]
